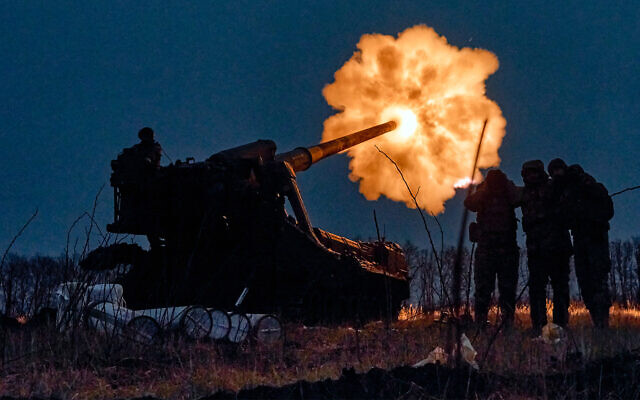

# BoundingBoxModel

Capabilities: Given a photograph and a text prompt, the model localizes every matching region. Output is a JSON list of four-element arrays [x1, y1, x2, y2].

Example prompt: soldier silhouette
[[520, 160, 572, 337], [131, 127, 162, 170], [464, 169, 520, 329], [556, 160, 613, 328], [110, 127, 163, 236]]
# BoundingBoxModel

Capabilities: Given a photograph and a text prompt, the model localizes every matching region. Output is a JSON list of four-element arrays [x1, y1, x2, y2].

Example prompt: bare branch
[[375, 145, 450, 305], [82, 184, 106, 258], [0, 209, 39, 271]]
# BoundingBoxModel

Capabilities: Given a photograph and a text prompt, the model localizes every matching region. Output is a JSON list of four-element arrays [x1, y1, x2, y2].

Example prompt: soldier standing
[[520, 160, 572, 336], [559, 161, 613, 327], [464, 169, 520, 329], [110, 127, 163, 235], [132, 127, 162, 170]]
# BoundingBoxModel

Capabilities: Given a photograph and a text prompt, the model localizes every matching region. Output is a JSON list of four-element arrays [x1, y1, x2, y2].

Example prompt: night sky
[[1, 2, 638, 256]]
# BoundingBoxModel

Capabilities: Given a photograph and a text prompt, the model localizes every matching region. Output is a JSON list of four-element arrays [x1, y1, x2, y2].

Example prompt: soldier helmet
[[138, 127, 154, 142], [485, 169, 508, 191], [568, 163, 596, 185], [521, 160, 545, 175], [521, 160, 547, 184], [547, 158, 568, 176], [568, 164, 584, 175]]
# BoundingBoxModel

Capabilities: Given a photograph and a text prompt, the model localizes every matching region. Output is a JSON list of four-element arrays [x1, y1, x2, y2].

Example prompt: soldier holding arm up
[[464, 169, 520, 330]]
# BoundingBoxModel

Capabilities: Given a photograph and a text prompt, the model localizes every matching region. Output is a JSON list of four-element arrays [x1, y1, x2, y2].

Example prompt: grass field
[[1, 302, 640, 399]]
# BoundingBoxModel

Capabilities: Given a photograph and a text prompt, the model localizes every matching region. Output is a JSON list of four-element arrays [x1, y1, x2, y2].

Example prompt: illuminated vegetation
[[2, 302, 640, 398]]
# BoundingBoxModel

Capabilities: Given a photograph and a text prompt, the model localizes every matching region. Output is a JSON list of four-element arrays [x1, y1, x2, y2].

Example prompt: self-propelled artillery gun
[[82, 121, 409, 323]]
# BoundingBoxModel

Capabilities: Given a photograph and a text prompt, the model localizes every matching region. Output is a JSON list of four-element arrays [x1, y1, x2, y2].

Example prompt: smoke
[[322, 25, 506, 213]]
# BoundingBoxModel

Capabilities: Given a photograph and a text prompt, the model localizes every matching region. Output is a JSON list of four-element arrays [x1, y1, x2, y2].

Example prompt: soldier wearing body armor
[[110, 127, 163, 234], [552, 160, 613, 328], [520, 160, 572, 336], [464, 169, 520, 328], [130, 127, 163, 169]]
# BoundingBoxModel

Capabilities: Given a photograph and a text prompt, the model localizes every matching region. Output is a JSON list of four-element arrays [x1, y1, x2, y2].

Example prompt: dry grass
[[1, 302, 640, 399]]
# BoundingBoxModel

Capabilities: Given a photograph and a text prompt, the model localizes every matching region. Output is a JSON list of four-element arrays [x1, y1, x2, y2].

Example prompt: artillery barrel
[[275, 120, 397, 172]]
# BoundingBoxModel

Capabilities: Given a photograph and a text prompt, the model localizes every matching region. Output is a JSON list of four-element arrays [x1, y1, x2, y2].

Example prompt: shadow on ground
[[1, 351, 639, 399], [202, 351, 640, 399]]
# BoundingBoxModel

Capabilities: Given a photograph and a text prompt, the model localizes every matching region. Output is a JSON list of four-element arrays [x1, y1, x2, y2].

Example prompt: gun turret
[[94, 118, 409, 322], [275, 120, 397, 172]]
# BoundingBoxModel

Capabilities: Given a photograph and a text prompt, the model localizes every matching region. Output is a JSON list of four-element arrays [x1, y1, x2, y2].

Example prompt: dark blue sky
[[1, 2, 638, 255]]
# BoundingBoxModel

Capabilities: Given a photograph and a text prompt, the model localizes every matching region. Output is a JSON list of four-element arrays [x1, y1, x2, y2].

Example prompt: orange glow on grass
[[398, 301, 640, 328]]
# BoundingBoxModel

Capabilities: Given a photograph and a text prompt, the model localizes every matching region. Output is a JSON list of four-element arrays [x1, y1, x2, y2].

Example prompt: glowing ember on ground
[[322, 25, 506, 213], [397, 304, 428, 321]]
